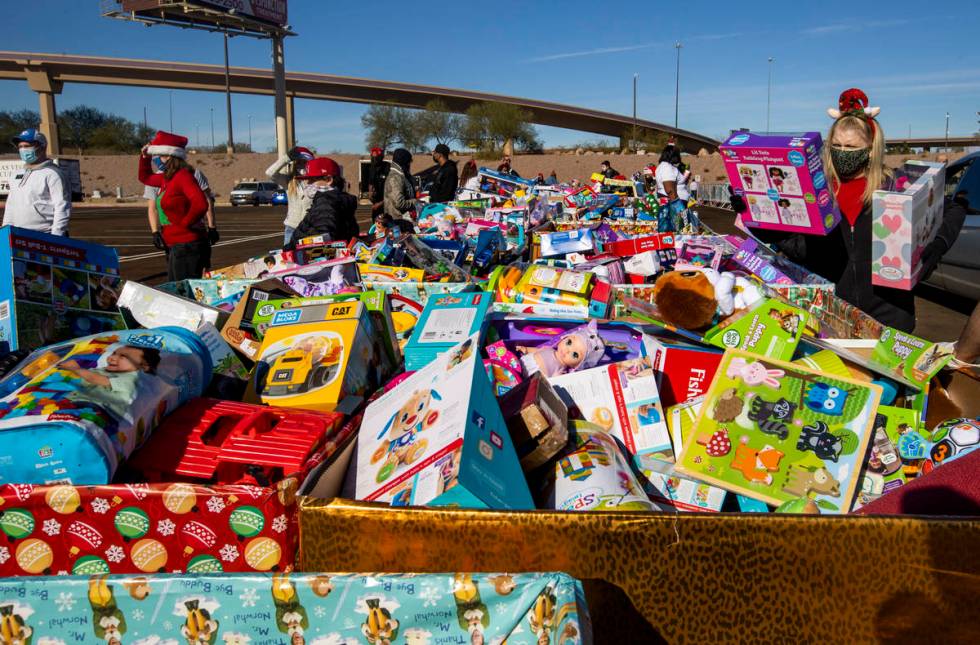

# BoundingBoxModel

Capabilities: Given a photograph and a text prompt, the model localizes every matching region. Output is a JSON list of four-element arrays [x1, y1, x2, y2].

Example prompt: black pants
[[166, 240, 208, 282]]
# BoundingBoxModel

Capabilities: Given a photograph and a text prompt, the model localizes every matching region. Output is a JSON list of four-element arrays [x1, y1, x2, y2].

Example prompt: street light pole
[[195, 123, 199, 148], [248, 114, 252, 152], [945, 112, 950, 152], [223, 32, 235, 156], [168, 91, 173, 131], [674, 43, 682, 129], [766, 57, 774, 134], [632, 73, 638, 152], [210, 107, 215, 150]]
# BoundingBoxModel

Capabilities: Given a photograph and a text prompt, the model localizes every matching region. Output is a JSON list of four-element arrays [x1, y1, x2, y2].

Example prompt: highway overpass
[[885, 136, 978, 149], [0, 51, 719, 155]]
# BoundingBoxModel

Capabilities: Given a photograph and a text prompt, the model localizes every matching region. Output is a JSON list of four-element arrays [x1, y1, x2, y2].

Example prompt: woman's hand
[[141, 144, 150, 157]]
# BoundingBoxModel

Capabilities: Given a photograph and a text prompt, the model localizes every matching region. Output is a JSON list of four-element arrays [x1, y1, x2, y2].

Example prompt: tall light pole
[[168, 91, 173, 131], [248, 114, 252, 152], [195, 123, 200, 148], [674, 43, 682, 129], [223, 32, 235, 155], [209, 107, 215, 150], [632, 73, 638, 152], [766, 57, 774, 133], [945, 112, 950, 151]]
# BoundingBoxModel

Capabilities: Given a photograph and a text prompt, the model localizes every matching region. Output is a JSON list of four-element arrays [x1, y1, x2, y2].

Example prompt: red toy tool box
[[128, 398, 344, 486]]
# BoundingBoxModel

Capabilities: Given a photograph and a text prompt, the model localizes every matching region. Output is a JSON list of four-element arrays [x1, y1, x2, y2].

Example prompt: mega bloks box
[[403, 291, 491, 372], [0, 481, 298, 575], [247, 301, 381, 415], [720, 131, 840, 235], [219, 279, 299, 362], [871, 160, 946, 290], [356, 333, 534, 509], [0, 571, 590, 644], [0, 226, 125, 353]]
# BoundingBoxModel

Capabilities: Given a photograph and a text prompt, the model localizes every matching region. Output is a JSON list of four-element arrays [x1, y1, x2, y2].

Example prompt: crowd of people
[[0, 86, 974, 342]]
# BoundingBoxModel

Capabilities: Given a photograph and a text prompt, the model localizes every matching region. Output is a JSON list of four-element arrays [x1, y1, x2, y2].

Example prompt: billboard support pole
[[223, 31, 234, 156], [272, 34, 288, 158]]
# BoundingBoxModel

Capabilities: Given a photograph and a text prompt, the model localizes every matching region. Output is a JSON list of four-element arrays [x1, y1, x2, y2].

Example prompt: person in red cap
[[266, 145, 316, 245], [138, 130, 210, 281], [285, 157, 358, 249]]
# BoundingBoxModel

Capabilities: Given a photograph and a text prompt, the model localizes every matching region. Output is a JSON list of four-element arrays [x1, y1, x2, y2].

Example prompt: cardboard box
[[247, 301, 379, 415], [498, 372, 569, 472], [539, 228, 596, 257], [403, 291, 491, 372], [602, 233, 676, 257], [219, 279, 299, 361], [871, 160, 946, 289], [356, 333, 534, 509], [157, 278, 257, 307], [0, 226, 125, 352], [118, 281, 228, 331], [357, 263, 425, 282], [720, 131, 839, 235], [648, 338, 725, 408]]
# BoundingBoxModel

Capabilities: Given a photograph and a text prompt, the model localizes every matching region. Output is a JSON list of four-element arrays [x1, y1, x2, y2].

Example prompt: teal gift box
[[403, 291, 491, 372]]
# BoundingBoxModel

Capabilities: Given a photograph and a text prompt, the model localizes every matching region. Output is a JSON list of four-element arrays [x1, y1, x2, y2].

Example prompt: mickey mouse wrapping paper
[[675, 349, 882, 512], [0, 571, 589, 644]]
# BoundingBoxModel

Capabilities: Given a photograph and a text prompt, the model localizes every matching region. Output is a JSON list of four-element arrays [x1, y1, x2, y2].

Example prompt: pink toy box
[[721, 131, 839, 236]]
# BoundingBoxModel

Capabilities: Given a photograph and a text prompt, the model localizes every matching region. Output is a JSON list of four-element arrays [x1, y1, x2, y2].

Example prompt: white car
[[230, 181, 279, 206]]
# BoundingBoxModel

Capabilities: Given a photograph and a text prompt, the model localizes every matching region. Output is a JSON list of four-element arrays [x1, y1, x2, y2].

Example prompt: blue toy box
[[403, 291, 491, 372], [357, 332, 534, 509], [0, 225, 125, 354]]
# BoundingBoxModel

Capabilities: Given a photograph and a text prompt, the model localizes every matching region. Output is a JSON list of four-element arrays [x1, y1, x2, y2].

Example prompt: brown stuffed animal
[[652, 270, 718, 330]]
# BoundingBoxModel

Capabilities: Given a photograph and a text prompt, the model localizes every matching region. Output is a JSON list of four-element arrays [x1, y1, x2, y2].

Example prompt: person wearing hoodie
[[428, 143, 458, 203], [265, 145, 316, 245], [3, 128, 71, 236], [138, 131, 210, 281], [286, 157, 358, 249], [384, 148, 418, 219]]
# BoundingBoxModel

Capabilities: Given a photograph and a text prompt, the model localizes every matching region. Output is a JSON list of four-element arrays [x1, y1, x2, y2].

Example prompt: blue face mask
[[19, 147, 38, 164], [152, 156, 167, 172]]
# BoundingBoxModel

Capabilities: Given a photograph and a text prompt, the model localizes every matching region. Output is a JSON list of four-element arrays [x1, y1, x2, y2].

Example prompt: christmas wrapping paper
[[0, 571, 589, 644], [0, 482, 298, 576]]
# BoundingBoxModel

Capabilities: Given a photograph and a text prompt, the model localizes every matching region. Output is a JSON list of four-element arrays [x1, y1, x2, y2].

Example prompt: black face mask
[[830, 147, 870, 178]]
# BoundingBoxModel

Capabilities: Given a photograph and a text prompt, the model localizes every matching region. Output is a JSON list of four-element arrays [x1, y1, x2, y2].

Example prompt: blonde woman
[[265, 145, 315, 245]]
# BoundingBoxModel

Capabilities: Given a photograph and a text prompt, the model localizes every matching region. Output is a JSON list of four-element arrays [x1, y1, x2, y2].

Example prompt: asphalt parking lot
[[65, 203, 973, 343]]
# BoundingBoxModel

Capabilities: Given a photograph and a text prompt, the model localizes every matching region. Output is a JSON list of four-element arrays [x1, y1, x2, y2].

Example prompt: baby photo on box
[[766, 165, 802, 196]]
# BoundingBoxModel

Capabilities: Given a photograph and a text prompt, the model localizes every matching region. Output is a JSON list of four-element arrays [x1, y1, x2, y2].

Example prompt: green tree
[[416, 100, 462, 147], [0, 109, 41, 152], [462, 102, 540, 155], [59, 105, 112, 155], [362, 103, 427, 151]]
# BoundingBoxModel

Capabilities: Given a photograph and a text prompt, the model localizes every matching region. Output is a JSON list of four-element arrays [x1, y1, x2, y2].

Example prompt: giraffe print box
[[674, 349, 882, 512]]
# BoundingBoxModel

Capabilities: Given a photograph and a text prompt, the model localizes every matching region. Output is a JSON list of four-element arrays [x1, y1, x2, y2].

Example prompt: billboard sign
[[118, 0, 287, 28]]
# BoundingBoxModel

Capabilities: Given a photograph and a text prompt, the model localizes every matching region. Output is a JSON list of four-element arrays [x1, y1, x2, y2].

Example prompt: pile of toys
[[0, 142, 972, 640]]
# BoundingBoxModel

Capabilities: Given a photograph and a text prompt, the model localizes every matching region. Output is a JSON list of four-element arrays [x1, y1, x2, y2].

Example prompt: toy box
[[675, 349, 882, 512], [118, 281, 228, 331], [550, 357, 671, 461], [720, 131, 839, 235], [852, 405, 913, 510], [0, 571, 590, 644], [195, 321, 250, 400], [157, 278, 256, 307], [274, 256, 361, 296], [539, 228, 596, 257], [602, 232, 676, 257], [207, 249, 298, 279], [356, 333, 534, 509], [871, 160, 946, 289], [498, 372, 569, 472], [219, 279, 299, 362], [0, 226, 125, 353], [402, 236, 472, 282], [248, 301, 380, 415], [647, 338, 725, 408], [0, 327, 211, 485], [512, 265, 593, 308], [636, 453, 729, 512], [404, 291, 491, 372], [0, 482, 299, 576], [357, 263, 425, 282]]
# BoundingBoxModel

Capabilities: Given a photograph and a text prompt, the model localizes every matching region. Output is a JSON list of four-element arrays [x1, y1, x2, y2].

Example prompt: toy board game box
[[675, 349, 882, 512], [871, 160, 946, 290], [247, 301, 380, 415], [0, 226, 125, 353], [404, 291, 491, 372], [0, 571, 590, 644], [356, 333, 534, 509], [720, 131, 840, 235]]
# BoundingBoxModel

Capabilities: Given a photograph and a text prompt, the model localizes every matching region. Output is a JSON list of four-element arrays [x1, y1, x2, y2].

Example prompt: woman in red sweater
[[138, 131, 209, 281]]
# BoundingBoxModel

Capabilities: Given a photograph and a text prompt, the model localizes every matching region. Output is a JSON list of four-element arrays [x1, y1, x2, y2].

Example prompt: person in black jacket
[[600, 160, 620, 179], [428, 143, 458, 203], [286, 156, 358, 249]]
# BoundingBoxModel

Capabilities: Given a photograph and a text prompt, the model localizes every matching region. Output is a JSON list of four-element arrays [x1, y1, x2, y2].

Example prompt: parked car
[[924, 151, 980, 300], [271, 189, 288, 205], [230, 181, 279, 206]]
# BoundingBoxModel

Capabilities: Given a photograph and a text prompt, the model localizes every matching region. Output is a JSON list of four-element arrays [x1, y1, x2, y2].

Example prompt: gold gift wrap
[[300, 498, 980, 643]]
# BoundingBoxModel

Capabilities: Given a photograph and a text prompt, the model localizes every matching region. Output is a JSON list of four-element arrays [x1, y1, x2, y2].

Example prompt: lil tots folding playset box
[[356, 332, 534, 509], [720, 131, 840, 235]]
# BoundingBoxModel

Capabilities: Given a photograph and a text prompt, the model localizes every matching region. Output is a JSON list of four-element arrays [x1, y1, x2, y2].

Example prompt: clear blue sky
[[2, 1, 978, 152]]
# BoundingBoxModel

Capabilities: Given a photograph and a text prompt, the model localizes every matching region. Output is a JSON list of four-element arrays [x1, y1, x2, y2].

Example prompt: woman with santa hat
[[138, 131, 210, 281], [739, 88, 966, 332]]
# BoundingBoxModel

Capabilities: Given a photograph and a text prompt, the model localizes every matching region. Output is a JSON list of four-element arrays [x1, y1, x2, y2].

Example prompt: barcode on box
[[0, 300, 10, 321]]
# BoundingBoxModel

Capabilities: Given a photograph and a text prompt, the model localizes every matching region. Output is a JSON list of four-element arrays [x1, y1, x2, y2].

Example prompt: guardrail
[[696, 183, 733, 209]]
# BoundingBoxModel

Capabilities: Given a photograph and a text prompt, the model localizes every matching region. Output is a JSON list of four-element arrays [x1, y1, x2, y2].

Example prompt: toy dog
[[371, 388, 442, 482]]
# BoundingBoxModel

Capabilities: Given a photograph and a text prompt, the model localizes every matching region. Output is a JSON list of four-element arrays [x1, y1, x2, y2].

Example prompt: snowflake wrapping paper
[[0, 482, 298, 576], [0, 571, 590, 644]]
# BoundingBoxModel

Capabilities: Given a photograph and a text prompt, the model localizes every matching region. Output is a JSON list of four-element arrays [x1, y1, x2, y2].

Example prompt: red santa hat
[[146, 130, 188, 158], [827, 88, 880, 120]]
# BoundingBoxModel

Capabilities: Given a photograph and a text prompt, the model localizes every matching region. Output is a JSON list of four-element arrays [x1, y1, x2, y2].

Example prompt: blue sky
[[2, 1, 978, 152]]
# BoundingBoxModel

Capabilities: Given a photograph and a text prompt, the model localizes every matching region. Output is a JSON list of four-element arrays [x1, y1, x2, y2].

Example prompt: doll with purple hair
[[516, 320, 607, 378]]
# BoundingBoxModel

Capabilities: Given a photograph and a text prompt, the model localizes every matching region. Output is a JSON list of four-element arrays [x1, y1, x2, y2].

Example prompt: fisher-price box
[[721, 131, 839, 235], [0, 226, 125, 353], [403, 291, 491, 371], [871, 160, 946, 290], [248, 301, 380, 415], [356, 332, 534, 509]]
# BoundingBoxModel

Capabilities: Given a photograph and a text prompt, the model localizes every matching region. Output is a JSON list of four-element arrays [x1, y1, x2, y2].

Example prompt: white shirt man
[[3, 129, 71, 236]]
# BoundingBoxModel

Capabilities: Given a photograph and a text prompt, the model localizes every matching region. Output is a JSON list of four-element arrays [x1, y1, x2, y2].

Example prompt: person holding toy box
[[734, 89, 965, 332]]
